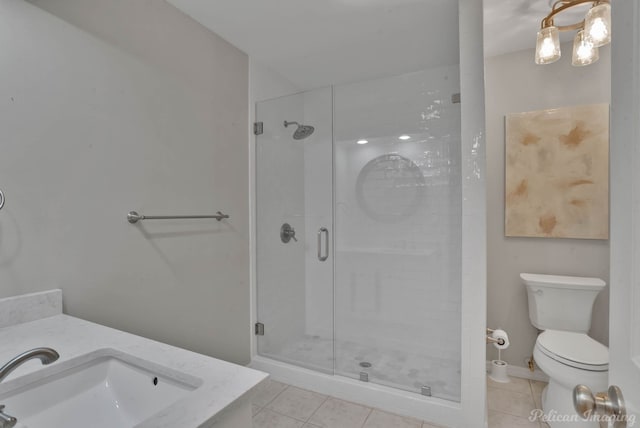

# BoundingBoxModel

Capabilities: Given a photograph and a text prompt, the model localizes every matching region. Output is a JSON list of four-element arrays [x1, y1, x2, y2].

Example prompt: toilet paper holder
[[486, 328, 505, 346]]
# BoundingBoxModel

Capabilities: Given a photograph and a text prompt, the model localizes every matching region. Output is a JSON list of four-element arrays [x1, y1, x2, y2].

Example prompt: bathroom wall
[[0, 0, 251, 364], [250, 60, 300, 105], [485, 44, 611, 368]]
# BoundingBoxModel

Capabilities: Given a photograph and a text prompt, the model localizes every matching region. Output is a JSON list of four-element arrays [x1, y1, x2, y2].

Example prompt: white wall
[[0, 0, 250, 364], [485, 44, 611, 368], [250, 60, 300, 104]]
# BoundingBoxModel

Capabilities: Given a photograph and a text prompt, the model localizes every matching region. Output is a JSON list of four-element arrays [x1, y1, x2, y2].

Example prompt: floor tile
[[530, 380, 547, 409], [530, 380, 547, 396], [252, 379, 288, 407], [488, 410, 539, 428], [309, 397, 372, 428], [487, 376, 532, 395], [253, 408, 305, 428], [487, 386, 536, 418], [252, 404, 262, 416], [251, 376, 551, 428], [267, 386, 328, 422], [363, 409, 422, 428]]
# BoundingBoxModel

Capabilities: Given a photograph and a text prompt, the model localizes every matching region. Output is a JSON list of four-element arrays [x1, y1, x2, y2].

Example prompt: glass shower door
[[333, 68, 462, 401], [255, 88, 334, 373]]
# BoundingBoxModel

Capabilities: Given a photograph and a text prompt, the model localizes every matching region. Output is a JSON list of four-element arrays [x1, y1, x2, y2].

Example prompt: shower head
[[284, 121, 315, 140]]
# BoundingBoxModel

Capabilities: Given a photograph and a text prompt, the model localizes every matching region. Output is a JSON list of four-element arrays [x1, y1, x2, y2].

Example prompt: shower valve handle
[[280, 223, 297, 243]]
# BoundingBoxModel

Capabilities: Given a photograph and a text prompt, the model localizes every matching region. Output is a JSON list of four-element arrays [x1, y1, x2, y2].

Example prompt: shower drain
[[359, 361, 372, 368]]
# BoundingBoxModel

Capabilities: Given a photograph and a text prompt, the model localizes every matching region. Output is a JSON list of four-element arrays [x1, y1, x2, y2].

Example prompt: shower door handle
[[317, 227, 329, 262]]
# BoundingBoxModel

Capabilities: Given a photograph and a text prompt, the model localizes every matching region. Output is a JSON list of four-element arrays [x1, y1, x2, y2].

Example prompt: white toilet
[[522, 273, 608, 428]]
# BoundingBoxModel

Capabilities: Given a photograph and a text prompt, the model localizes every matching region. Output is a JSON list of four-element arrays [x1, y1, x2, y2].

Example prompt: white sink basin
[[0, 350, 201, 428]]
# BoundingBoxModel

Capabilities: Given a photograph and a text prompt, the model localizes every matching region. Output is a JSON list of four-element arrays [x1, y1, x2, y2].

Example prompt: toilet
[[522, 273, 608, 428]]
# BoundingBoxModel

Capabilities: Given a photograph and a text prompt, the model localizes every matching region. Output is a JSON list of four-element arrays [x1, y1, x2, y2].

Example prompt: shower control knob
[[280, 223, 297, 243]]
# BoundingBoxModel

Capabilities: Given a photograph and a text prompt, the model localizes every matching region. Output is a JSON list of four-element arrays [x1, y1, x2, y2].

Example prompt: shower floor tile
[[274, 335, 461, 400]]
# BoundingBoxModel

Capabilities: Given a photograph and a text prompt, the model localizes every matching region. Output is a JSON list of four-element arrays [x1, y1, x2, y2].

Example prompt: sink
[[0, 349, 201, 428]]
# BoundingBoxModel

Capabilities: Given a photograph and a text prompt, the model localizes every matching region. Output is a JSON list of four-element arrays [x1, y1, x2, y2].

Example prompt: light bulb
[[585, 2, 611, 47], [398, 135, 411, 140], [356, 139, 369, 145], [535, 26, 561, 65], [572, 30, 599, 66]]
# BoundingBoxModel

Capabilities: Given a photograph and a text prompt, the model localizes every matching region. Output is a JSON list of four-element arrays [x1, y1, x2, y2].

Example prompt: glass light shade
[[535, 26, 561, 64], [572, 30, 599, 66], [584, 2, 611, 47]]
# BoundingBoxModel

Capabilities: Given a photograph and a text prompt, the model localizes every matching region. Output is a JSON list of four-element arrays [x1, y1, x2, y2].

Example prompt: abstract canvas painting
[[505, 103, 609, 239]]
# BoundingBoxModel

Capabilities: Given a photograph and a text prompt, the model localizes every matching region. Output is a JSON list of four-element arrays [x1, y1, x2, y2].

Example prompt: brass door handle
[[573, 384, 627, 428]]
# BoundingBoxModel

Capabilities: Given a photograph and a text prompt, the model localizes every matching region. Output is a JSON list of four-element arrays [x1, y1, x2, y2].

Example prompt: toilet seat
[[536, 330, 608, 372]]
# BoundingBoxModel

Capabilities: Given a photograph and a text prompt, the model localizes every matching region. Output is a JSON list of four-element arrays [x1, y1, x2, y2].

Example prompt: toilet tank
[[521, 273, 605, 332]]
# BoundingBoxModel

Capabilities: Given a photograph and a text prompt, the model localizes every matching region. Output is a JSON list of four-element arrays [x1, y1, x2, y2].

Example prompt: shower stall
[[251, 2, 485, 426]]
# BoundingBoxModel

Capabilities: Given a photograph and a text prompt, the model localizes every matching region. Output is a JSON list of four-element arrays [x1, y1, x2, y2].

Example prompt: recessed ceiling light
[[399, 135, 411, 140], [356, 139, 369, 145]]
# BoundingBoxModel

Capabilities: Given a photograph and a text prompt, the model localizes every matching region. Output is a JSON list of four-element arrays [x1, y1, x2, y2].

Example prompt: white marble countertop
[[0, 291, 267, 428]]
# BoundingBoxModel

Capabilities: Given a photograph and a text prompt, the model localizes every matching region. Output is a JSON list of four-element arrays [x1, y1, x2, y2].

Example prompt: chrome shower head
[[284, 120, 315, 140]]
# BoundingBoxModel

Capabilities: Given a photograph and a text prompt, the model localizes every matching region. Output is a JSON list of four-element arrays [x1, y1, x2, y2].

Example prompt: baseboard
[[486, 360, 549, 382]]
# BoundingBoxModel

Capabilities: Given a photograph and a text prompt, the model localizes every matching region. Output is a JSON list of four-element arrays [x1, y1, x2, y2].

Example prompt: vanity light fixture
[[572, 29, 599, 66], [535, 0, 611, 66]]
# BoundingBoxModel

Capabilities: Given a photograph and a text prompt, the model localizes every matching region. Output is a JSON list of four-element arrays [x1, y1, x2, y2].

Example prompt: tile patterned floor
[[251, 376, 550, 428], [487, 377, 550, 428]]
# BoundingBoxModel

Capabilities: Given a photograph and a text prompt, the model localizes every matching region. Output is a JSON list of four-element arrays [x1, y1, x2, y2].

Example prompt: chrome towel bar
[[127, 211, 229, 224]]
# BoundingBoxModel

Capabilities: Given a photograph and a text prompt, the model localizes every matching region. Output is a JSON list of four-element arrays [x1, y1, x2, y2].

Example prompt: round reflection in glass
[[355, 154, 426, 223]]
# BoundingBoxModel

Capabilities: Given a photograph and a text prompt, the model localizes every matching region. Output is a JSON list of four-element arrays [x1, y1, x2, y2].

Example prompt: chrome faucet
[[0, 348, 60, 428], [0, 348, 59, 383], [0, 406, 16, 428]]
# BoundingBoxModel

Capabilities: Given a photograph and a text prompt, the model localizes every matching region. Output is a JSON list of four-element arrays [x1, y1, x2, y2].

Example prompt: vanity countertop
[[0, 290, 267, 428]]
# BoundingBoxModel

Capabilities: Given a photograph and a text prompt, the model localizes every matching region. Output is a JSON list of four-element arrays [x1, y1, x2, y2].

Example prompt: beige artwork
[[505, 103, 609, 239]]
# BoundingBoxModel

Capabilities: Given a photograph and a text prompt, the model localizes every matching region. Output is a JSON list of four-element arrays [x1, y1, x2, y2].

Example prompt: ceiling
[[484, 0, 590, 58], [167, 0, 588, 90]]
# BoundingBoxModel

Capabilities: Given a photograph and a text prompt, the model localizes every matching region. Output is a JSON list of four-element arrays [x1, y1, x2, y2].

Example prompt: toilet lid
[[537, 330, 608, 371]]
